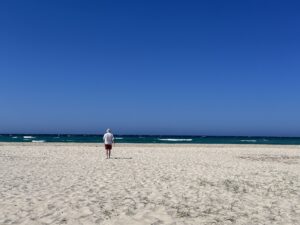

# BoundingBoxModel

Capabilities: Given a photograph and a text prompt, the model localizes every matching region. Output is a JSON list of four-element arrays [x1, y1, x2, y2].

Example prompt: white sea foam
[[158, 138, 193, 142], [32, 140, 45, 143], [115, 137, 123, 140], [12, 136, 18, 139], [23, 136, 35, 139], [240, 140, 257, 142]]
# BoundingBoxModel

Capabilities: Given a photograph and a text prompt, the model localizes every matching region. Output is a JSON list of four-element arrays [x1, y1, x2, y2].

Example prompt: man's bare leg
[[106, 150, 109, 159], [108, 149, 111, 158]]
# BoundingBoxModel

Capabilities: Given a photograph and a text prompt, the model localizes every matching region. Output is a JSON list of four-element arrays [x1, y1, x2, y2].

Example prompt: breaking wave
[[23, 136, 35, 139], [32, 140, 45, 143], [158, 138, 193, 142], [240, 140, 257, 142]]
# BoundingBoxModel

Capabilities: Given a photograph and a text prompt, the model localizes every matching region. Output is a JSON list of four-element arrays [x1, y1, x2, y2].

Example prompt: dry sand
[[0, 143, 299, 225]]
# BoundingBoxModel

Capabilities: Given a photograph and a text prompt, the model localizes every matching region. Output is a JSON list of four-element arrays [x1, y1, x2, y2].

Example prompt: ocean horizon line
[[1, 133, 300, 138]]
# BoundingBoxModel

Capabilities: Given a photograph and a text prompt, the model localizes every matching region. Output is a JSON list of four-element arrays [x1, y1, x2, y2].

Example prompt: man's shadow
[[110, 157, 132, 160]]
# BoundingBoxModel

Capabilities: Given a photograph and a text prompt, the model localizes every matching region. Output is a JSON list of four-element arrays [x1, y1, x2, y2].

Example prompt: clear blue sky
[[0, 0, 299, 136]]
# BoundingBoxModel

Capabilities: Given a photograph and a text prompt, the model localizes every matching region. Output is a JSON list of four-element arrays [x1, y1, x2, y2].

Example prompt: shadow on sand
[[109, 157, 132, 160]]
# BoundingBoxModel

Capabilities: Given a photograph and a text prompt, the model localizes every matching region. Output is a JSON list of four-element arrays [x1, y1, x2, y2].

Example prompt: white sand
[[0, 143, 299, 225]]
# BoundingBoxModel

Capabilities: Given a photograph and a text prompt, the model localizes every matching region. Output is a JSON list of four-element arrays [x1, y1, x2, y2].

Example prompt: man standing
[[103, 129, 114, 159]]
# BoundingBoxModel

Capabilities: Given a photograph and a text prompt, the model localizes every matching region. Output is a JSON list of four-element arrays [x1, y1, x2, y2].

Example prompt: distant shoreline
[[1, 142, 300, 149]]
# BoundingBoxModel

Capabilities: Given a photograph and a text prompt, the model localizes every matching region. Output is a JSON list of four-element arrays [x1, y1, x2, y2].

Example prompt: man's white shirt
[[103, 133, 114, 144]]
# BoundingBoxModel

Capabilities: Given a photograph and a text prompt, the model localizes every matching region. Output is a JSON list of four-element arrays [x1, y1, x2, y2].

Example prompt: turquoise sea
[[0, 134, 300, 145]]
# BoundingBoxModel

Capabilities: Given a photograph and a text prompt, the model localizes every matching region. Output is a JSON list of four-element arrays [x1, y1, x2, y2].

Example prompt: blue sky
[[0, 0, 300, 136]]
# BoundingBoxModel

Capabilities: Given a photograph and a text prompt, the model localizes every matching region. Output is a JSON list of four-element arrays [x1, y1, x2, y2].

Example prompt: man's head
[[106, 128, 111, 133]]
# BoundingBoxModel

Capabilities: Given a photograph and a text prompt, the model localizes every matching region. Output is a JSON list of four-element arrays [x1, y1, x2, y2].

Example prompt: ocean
[[0, 134, 300, 145]]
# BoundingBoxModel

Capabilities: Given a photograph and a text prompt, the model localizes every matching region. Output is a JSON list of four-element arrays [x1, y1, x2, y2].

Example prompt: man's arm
[[103, 134, 106, 145]]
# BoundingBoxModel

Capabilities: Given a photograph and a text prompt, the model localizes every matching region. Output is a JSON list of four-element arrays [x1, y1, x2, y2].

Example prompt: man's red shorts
[[105, 144, 112, 150]]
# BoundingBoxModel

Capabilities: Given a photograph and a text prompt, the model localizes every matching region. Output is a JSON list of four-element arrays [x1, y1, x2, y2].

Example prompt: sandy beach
[[0, 143, 299, 225]]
